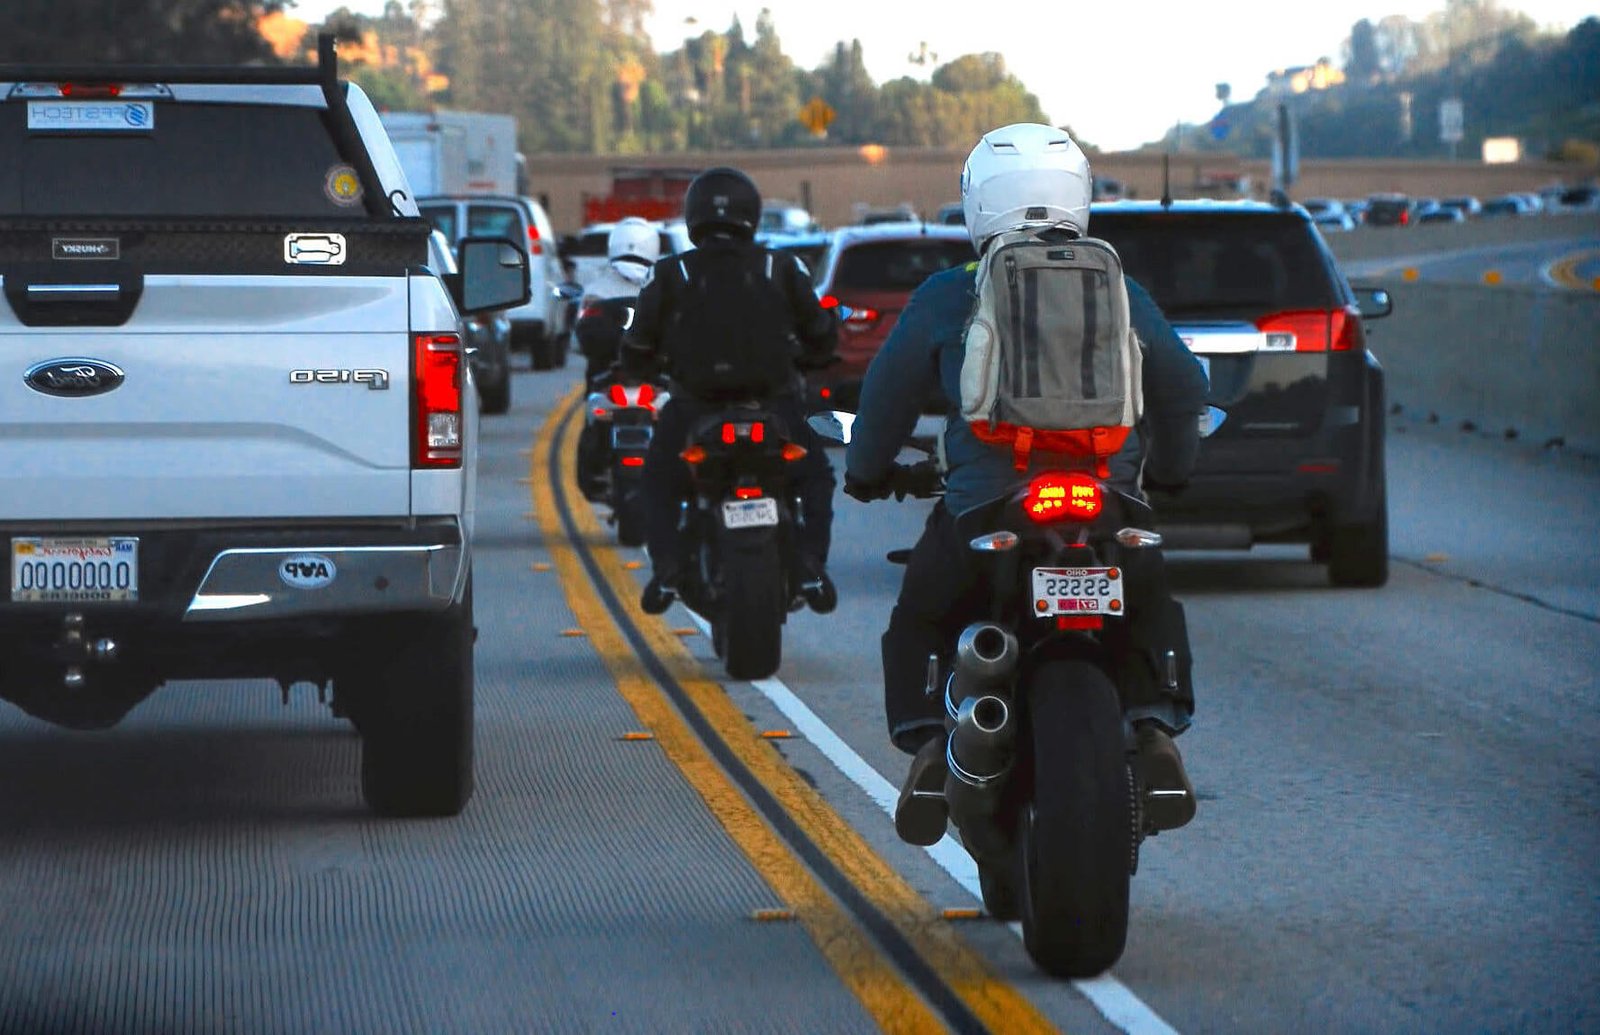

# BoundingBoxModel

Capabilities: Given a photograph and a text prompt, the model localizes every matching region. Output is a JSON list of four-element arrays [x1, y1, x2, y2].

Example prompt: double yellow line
[[529, 387, 1057, 1034], [1547, 250, 1600, 291]]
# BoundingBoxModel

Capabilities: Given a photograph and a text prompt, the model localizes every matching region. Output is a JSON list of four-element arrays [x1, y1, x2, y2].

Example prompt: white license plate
[[11, 536, 139, 603], [722, 498, 779, 529], [1031, 566, 1123, 616]]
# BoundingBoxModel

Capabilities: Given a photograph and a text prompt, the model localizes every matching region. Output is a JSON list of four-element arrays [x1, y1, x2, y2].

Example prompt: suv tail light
[[526, 223, 543, 255], [1255, 308, 1365, 353], [414, 333, 463, 468], [1023, 472, 1103, 523]]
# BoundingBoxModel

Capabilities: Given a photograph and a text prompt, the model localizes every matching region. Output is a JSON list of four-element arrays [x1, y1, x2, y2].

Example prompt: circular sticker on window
[[324, 165, 364, 207]]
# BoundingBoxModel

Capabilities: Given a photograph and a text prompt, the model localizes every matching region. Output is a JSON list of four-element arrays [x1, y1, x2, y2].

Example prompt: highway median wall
[[1360, 281, 1600, 455]]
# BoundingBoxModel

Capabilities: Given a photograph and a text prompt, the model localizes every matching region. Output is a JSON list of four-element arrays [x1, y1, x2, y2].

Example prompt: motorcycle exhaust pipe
[[945, 623, 1019, 715], [944, 693, 1017, 858]]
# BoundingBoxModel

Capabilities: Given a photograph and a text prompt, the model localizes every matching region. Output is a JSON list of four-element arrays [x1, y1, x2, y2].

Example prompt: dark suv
[[1091, 200, 1393, 586]]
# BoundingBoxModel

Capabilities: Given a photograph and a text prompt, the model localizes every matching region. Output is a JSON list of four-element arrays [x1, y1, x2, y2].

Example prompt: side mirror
[[456, 236, 530, 314], [1351, 285, 1393, 320], [807, 410, 855, 445]]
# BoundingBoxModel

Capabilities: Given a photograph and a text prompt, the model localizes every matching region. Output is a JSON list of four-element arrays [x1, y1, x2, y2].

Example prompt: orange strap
[[1011, 426, 1034, 471]]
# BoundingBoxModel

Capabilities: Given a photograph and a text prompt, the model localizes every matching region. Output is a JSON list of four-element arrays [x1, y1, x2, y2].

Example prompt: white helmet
[[607, 216, 660, 269], [960, 123, 1092, 252]]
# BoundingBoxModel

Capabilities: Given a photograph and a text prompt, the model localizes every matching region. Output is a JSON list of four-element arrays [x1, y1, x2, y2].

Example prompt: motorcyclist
[[843, 123, 1209, 846], [622, 166, 840, 616], [575, 217, 661, 501]]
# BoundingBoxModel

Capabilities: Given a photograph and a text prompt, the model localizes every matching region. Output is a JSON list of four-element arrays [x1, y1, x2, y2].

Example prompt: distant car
[[759, 204, 819, 235], [935, 202, 965, 226], [1482, 195, 1534, 217], [563, 220, 693, 291], [1344, 199, 1370, 224], [809, 223, 975, 409], [1555, 184, 1600, 212], [762, 232, 831, 279], [1439, 196, 1482, 217], [1312, 210, 1358, 233], [418, 193, 570, 369], [1417, 207, 1466, 225], [1364, 194, 1415, 227], [858, 205, 920, 226], [1091, 199, 1394, 586], [1301, 198, 1347, 219], [427, 230, 512, 415]]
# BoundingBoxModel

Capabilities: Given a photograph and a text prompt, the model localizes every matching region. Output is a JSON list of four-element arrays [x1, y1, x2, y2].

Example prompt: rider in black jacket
[[622, 167, 840, 616]]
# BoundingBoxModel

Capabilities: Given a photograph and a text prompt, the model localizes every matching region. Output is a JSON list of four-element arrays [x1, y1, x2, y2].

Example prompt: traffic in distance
[[1, 35, 1597, 1035]]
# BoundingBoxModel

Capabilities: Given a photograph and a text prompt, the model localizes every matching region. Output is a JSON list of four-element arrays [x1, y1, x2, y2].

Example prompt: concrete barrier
[[1361, 281, 1600, 455]]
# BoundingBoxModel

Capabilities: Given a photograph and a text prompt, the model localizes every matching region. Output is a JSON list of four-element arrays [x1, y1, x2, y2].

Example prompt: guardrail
[[1360, 281, 1600, 455]]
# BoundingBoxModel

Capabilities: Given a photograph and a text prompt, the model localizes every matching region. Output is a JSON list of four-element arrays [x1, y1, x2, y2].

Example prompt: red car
[[810, 222, 976, 410]]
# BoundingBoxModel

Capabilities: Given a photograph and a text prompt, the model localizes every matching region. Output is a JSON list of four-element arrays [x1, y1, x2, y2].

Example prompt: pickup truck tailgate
[[1, 275, 415, 520]]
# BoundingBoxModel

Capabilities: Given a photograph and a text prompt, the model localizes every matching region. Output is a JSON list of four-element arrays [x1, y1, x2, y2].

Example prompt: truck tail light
[[414, 333, 463, 468]]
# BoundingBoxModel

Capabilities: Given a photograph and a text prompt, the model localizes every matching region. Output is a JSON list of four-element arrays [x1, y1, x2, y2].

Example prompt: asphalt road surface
[[1340, 234, 1600, 290], [1, 365, 1595, 1033]]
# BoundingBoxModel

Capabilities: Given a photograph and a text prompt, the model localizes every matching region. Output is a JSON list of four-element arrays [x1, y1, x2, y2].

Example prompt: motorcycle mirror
[[1199, 405, 1227, 438], [807, 411, 854, 444]]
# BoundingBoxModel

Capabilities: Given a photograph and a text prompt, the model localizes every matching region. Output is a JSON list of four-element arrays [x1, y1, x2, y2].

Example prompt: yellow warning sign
[[799, 96, 836, 137]]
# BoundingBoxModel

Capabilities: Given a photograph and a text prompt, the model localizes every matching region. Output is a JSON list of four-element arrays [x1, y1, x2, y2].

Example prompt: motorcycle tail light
[[609, 384, 628, 406], [620, 456, 645, 467], [721, 422, 736, 445], [780, 442, 808, 462], [750, 422, 766, 444], [681, 445, 707, 464], [1024, 472, 1102, 523], [1057, 615, 1104, 630], [636, 383, 656, 408], [734, 486, 764, 499]]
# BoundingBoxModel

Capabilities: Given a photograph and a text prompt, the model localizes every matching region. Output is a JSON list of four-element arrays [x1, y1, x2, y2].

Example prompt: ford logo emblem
[[23, 358, 125, 397]]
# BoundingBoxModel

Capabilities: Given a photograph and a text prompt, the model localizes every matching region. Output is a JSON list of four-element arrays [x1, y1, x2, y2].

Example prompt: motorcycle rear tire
[[720, 542, 785, 681], [614, 488, 646, 548], [1017, 659, 1133, 978], [978, 858, 1022, 921]]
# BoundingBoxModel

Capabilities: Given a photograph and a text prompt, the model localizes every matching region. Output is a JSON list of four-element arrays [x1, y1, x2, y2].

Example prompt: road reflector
[[1592, 276, 1600, 291], [672, 627, 699, 636], [623, 560, 644, 570], [531, 562, 552, 572], [1483, 270, 1503, 285], [1424, 553, 1449, 563], [750, 908, 796, 922], [617, 731, 656, 741], [560, 628, 588, 637], [760, 730, 794, 740], [1401, 267, 1419, 281], [941, 907, 983, 920]]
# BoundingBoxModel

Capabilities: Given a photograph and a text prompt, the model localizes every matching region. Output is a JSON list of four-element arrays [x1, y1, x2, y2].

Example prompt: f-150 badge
[[284, 233, 346, 266], [289, 369, 390, 391]]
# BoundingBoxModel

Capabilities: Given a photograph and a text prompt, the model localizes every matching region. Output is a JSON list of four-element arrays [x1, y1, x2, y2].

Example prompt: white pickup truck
[[0, 39, 529, 817]]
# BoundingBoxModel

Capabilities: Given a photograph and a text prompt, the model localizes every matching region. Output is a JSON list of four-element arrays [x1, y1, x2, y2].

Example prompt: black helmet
[[684, 166, 761, 244]]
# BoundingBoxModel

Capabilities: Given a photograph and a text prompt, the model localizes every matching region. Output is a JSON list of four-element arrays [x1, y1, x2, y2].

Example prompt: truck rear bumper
[[186, 542, 462, 620]]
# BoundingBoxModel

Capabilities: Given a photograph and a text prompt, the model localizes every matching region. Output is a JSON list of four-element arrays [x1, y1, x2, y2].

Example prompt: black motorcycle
[[677, 403, 814, 680], [811, 410, 1193, 979], [582, 376, 665, 546]]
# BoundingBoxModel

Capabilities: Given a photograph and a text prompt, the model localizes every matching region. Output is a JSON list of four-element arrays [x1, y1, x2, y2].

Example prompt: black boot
[[795, 554, 837, 615], [1135, 723, 1197, 832], [640, 573, 679, 615], [894, 733, 950, 846]]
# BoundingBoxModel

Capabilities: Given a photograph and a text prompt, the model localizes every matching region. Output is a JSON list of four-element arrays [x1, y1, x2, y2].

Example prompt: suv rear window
[[0, 102, 359, 217], [419, 205, 458, 239], [1091, 212, 1340, 317], [832, 239, 975, 291], [467, 204, 524, 238]]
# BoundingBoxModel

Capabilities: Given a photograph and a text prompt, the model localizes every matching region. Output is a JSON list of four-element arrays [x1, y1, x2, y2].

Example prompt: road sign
[[1209, 114, 1230, 141], [1440, 98, 1464, 144], [799, 96, 836, 137]]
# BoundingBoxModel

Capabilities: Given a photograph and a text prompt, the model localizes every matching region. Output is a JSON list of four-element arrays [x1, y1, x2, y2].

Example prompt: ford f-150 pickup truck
[[0, 38, 529, 817]]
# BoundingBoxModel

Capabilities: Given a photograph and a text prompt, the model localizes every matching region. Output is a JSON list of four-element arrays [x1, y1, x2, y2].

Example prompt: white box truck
[[379, 109, 520, 197]]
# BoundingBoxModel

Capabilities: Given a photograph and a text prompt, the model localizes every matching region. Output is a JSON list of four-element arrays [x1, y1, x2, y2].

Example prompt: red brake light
[[734, 486, 764, 499], [60, 83, 122, 98], [620, 455, 646, 467], [1330, 307, 1362, 352], [579, 305, 603, 320], [414, 333, 463, 468], [781, 442, 808, 462], [721, 422, 736, 445], [637, 383, 656, 407], [1255, 310, 1333, 352], [1024, 472, 1102, 523], [681, 445, 707, 464], [609, 383, 628, 406], [820, 386, 832, 399], [750, 422, 765, 444], [526, 223, 543, 255], [820, 294, 840, 309]]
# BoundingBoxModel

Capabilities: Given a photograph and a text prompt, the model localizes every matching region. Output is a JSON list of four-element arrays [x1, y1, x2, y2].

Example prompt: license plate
[[11, 536, 139, 603], [722, 498, 779, 529], [1031, 566, 1122, 616]]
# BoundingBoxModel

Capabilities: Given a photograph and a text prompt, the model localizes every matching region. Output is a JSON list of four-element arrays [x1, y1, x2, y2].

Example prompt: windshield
[[1091, 212, 1340, 316], [831, 239, 975, 292]]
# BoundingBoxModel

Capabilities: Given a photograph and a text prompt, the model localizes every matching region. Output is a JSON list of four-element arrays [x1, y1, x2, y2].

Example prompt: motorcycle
[[676, 403, 814, 681], [582, 374, 668, 547], [810, 408, 1210, 979]]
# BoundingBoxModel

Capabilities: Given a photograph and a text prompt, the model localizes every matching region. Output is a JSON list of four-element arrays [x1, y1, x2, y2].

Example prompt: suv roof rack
[[1, 35, 392, 219]]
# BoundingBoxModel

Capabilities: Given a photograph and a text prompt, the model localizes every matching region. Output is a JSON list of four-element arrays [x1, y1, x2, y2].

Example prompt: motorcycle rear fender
[[1022, 630, 1114, 673], [713, 520, 783, 550]]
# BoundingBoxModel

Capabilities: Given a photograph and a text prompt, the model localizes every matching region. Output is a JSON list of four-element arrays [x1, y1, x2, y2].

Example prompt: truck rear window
[[1091, 212, 1340, 317], [0, 101, 362, 218]]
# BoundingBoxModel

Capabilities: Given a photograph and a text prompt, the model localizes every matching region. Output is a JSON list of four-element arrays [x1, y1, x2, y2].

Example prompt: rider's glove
[[843, 474, 888, 503]]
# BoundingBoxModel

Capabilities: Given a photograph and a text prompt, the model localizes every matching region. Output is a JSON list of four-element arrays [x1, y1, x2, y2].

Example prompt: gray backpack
[[958, 229, 1143, 475]]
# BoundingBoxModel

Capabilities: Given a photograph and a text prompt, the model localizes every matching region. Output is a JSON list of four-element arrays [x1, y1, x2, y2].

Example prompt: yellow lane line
[[529, 387, 947, 1034], [548, 398, 1061, 1034], [1546, 250, 1600, 291]]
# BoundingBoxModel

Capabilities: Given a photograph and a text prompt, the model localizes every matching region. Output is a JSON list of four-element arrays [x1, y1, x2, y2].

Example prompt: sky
[[287, 0, 1598, 151]]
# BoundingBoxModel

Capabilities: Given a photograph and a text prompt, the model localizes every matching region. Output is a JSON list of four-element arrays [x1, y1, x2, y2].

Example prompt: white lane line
[[681, 608, 1181, 1035]]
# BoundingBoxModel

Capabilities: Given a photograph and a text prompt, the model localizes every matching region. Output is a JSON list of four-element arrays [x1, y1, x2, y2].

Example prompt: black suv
[[1091, 200, 1393, 586]]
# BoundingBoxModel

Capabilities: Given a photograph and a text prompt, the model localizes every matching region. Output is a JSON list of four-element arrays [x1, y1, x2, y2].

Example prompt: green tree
[[0, 0, 285, 62]]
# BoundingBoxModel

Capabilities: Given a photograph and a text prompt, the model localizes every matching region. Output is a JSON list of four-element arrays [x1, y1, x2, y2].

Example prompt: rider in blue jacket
[[844, 123, 1209, 846]]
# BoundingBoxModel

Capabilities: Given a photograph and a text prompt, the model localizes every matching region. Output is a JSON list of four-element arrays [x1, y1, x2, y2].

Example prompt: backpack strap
[[1011, 426, 1034, 471]]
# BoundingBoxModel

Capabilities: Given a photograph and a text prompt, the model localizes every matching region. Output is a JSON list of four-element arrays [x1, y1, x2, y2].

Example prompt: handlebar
[[854, 460, 943, 501]]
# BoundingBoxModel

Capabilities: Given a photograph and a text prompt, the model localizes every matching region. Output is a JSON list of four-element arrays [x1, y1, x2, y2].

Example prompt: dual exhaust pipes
[[943, 623, 1019, 855]]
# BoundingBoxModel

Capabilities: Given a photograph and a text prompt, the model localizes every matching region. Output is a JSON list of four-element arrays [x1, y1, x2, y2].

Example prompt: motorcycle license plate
[[1030, 566, 1122, 617], [722, 498, 779, 529], [11, 536, 139, 603]]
